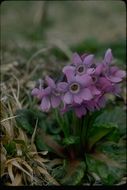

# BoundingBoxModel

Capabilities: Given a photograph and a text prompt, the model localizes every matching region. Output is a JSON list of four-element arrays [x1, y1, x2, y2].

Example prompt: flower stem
[[81, 113, 90, 150], [54, 109, 68, 138]]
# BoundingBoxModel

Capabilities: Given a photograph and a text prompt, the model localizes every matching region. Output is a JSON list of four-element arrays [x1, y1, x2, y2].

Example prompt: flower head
[[63, 53, 95, 78], [31, 79, 45, 99], [59, 69, 93, 105], [32, 76, 62, 112], [100, 49, 126, 82], [32, 48, 126, 116]]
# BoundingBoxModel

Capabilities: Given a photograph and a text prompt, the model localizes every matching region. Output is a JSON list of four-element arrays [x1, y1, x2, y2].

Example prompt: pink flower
[[32, 48, 126, 116], [59, 70, 93, 105], [32, 77, 62, 112], [106, 66, 126, 83], [63, 53, 95, 78], [31, 79, 45, 99], [103, 49, 126, 82]]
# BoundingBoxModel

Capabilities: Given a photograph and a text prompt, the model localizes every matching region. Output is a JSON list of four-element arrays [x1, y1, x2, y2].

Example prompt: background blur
[[1, 0, 126, 88], [1, 1, 126, 72], [1, 1, 126, 45]]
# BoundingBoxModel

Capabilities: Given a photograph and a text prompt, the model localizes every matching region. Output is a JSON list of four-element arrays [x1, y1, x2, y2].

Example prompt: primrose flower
[[60, 70, 93, 105], [31, 79, 45, 99], [72, 94, 106, 118], [63, 52, 95, 77], [32, 76, 62, 112], [101, 49, 126, 82], [105, 66, 126, 83], [85, 94, 106, 111], [32, 48, 126, 116]]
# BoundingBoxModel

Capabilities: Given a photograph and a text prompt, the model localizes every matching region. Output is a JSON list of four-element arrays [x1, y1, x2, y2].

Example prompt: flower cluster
[[32, 49, 126, 117]]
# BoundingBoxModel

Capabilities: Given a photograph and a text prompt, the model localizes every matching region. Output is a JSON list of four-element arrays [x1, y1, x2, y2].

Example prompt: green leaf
[[87, 123, 119, 150], [36, 128, 65, 157], [86, 141, 126, 185], [105, 128, 120, 142], [87, 151, 124, 185], [4, 141, 16, 156], [13, 139, 27, 146], [35, 136, 52, 152], [15, 109, 65, 156], [47, 120, 61, 135], [62, 136, 80, 146], [71, 38, 100, 54], [61, 161, 86, 185], [94, 106, 126, 136], [96, 141, 126, 164], [51, 160, 67, 181], [16, 110, 34, 134], [15, 109, 47, 134]]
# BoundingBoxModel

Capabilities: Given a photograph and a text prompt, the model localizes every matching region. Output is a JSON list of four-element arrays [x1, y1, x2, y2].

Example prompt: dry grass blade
[[7, 173, 22, 186], [0, 144, 7, 176], [37, 166, 59, 186], [11, 160, 33, 179], [33, 157, 48, 168], [26, 46, 52, 72], [1, 115, 19, 123], [7, 163, 15, 182], [48, 159, 62, 168], [31, 119, 38, 146], [9, 85, 22, 109]]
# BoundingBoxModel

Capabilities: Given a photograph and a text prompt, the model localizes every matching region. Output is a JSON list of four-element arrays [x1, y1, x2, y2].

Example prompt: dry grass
[[0, 43, 68, 186]]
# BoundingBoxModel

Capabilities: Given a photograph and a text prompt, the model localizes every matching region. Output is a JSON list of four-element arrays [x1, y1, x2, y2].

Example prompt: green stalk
[[81, 113, 90, 150], [54, 109, 68, 138], [81, 113, 91, 181], [72, 113, 84, 156]]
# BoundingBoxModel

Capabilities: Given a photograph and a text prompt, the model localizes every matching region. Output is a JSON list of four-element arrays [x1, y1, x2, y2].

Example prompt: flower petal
[[90, 86, 100, 95], [97, 96, 106, 108], [104, 48, 113, 64], [44, 86, 51, 95], [74, 95, 83, 104], [115, 70, 126, 78], [83, 54, 94, 66], [95, 64, 103, 75], [80, 88, 93, 100], [98, 77, 112, 89], [72, 52, 82, 66], [45, 76, 56, 88], [62, 65, 75, 82], [74, 106, 86, 118], [40, 97, 51, 112], [76, 74, 92, 86], [63, 92, 73, 104], [81, 53, 88, 61], [113, 84, 121, 95], [57, 82, 68, 92], [110, 66, 119, 73], [107, 76, 122, 83], [31, 88, 39, 96], [51, 95, 61, 108], [31, 88, 45, 99]]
